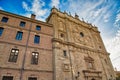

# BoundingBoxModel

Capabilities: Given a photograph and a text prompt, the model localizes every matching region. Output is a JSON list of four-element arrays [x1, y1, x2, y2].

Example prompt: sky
[[0, 0, 120, 70]]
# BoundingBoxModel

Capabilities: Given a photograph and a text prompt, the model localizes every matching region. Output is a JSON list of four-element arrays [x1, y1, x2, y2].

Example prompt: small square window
[[0, 27, 4, 36], [36, 25, 41, 30], [16, 31, 23, 40], [34, 35, 40, 44], [19, 21, 26, 27], [1, 17, 9, 23]]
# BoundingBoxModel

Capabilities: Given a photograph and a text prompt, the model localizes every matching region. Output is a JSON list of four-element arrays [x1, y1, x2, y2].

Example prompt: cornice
[[47, 8, 100, 33], [52, 38, 107, 54], [0, 41, 52, 51]]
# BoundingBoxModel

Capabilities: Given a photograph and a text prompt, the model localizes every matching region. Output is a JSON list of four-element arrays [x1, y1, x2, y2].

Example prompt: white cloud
[[50, 0, 60, 8], [104, 29, 120, 70], [22, 1, 30, 11], [114, 13, 120, 29], [0, 7, 4, 10], [22, 0, 48, 21], [64, 0, 113, 25], [103, 13, 110, 22]]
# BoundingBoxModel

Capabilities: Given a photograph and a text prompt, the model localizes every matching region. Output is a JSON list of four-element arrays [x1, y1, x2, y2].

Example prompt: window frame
[[1, 17, 9, 23], [15, 31, 23, 40], [8, 48, 19, 62], [0, 27, 4, 36], [31, 52, 39, 65], [34, 35, 40, 44], [2, 76, 13, 80], [36, 25, 41, 31], [19, 21, 26, 27]]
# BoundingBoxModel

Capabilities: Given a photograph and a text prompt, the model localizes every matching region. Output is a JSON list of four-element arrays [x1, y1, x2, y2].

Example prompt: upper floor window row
[[1, 17, 43, 31], [0, 27, 4, 36], [1, 17, 9, 23]]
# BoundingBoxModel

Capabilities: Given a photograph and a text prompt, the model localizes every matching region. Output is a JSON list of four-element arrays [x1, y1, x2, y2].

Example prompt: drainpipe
[[20, 20, 33, 80]]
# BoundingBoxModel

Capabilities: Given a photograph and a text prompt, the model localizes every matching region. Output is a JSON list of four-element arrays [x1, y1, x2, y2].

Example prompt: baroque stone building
[[47, 8, 116, 80], [0, 7, 116, 80]]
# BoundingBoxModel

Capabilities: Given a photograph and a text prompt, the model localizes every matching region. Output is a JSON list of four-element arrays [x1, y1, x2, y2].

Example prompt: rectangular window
[[16, 31, 23, 40], [1, 17, 9, 23], [63, 50, 67, 57], [19, 21, 26, 27], [36, 25, 41, 30], [2, 76, 13, 80], [8, 48, 19, 62], [0, 27, 4, 36], [31, 52, 39, 65], [28, 77, 37, 80], [34, 35, 40, 44]]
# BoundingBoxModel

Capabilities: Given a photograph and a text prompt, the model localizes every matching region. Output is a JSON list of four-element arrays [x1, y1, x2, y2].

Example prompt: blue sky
[[0, 0, 120, 70]]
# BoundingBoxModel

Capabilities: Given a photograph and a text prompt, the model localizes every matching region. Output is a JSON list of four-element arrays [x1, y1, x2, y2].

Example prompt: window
[[0, 27, 4, 36], [36, 25, 41, 30], [80, 32, 84, 37], [19, 21, 26, 27], [1, 17, 8, 23], [34, 35, 40, 44], [16, 31, 23, 40], [2, 76, 13, 80], [31, 52, 39, 65], [63, 50, 67, 57], [28, 77, 37, 80], [8, 48, 19, 62]]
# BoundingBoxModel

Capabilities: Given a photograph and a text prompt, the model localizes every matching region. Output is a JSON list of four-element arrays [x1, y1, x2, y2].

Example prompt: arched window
[[80, 32, 84, 37]]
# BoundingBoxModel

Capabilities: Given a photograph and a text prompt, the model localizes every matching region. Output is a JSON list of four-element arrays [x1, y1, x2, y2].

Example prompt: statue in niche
[[59, 21, 65, 31]]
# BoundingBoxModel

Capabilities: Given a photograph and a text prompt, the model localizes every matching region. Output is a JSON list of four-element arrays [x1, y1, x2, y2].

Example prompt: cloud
[[62, 0, 114, 25], [22, 0, 48, 21], [22, 1, 30, 11], [0, 6, 4, 10], [104, 29, 120, 70], [50, 0, 60, 8], [114, 12, 120, 29]]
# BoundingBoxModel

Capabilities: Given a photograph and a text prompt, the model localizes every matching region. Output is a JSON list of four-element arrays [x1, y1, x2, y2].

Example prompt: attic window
[[80, 32, 84, 37]]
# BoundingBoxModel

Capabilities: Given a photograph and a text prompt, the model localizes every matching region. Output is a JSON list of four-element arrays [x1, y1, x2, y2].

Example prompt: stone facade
[[46, 7, 116, 80], [0, 10, 53, 80], [0, 7, 116, 80]]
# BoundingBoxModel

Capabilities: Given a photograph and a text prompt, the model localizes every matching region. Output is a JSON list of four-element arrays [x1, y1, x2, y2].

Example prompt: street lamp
[[75, 71, 80, 80]]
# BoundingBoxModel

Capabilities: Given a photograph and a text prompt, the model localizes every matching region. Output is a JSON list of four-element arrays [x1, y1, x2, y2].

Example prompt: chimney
[[31, 14, 36, 19]]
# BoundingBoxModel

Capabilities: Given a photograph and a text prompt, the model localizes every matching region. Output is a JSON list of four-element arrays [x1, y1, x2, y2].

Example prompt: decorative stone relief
[[63, 64, 70, 71]]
